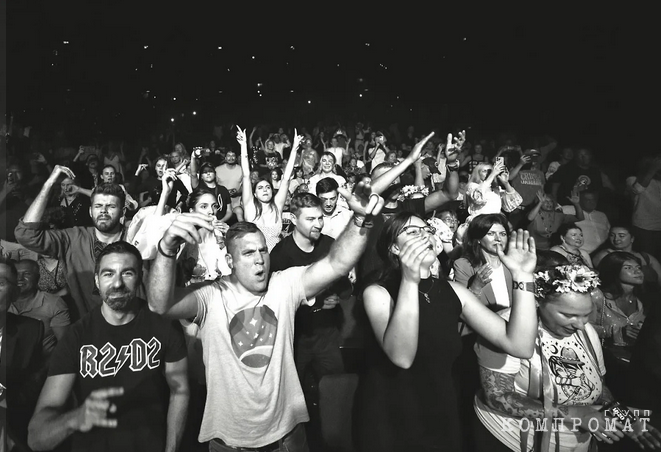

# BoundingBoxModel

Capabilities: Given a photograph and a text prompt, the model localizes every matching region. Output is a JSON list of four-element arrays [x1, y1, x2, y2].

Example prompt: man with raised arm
[[147, 182, 384, 451], [27, 242, 189, 452], [14, 165, 141, 321]]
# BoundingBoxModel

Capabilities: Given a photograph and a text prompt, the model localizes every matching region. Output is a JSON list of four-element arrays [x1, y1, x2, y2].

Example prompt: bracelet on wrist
[[512, 281, 535, 293], [157, 239, 178, 258], [353, 215, 374, 229]]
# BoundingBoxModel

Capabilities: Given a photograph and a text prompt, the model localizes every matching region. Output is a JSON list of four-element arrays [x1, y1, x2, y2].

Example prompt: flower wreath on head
[[533, 264, 600, 299], [397, 185, 429, 202]]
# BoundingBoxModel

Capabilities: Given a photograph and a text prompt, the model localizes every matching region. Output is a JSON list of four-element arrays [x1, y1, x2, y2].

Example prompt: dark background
[[3, 4, 658, 167]]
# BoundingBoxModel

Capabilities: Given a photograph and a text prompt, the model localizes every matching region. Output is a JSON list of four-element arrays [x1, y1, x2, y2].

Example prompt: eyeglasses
[[398, 225, 436, 237]]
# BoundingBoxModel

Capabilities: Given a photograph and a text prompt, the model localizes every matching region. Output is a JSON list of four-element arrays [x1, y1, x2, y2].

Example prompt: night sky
[[4, 5, 656, 162]]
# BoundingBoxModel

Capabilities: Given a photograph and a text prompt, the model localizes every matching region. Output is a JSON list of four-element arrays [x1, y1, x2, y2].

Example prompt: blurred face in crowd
[[266, 140, 275, 151], [294, 206, 324, 242], [270, 170, 281, 182], [95, 252, 140, 312], [250, 171, 260, 185], [318, 189, 339, 215], [90, 194, 123, 233], [87, 157, 99, 171], [320, 155, 335, 173], [254, 180, 273, 203], [209, 140, 216, 150], [61, 177, 75, 196], [479, 223, 508, 256], [0, 263, 19, 313], [541, 194, 556, 211], [609, 227, 633, 250], [561, 228, 584, 249], [193, 193, 219, 216], [155, 158, 168, 178], [280, 133, 288, 142], [473, 144, 483, 155], [576, 149, 592, 167], [439, 211, 459, 233], [170, 150, 183, 165], [7, 164, 23, 184], [16, 261, 39, 298], [102, 166, 116, 184], [561, 147, 574, 161], [478, 165, 493, 182], [538, 292, 593, 339], [579, 192, 598, 213], [331, 137, 338, 147], [619, 259, 644, 286], [225, 151, 237, 165], [201, 168, 216, 184], [386, 152, 398, 163]]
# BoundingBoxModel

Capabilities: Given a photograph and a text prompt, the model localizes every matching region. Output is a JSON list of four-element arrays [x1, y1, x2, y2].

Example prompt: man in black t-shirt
[[270, 193, 351, 382], [28, 242, 188, 452]]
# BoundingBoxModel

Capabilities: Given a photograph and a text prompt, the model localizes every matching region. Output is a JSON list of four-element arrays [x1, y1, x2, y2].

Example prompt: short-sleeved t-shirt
[[192, 266, 314, 448], [48, 300, 187, 452], [474, 310, 605, 452]]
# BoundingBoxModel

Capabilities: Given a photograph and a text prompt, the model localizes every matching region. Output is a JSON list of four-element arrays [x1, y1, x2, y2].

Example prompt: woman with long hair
[[177, 188, 231, 285], [307, 152, 346, 196], [465, 160, 522, 220], [355, 211, 538, 452], [550, 223, 593, 268], [454, 213, 514, 312], [592, 224, 661, 296], [592, 251, 646, 344], [237, 126, 303, 252]]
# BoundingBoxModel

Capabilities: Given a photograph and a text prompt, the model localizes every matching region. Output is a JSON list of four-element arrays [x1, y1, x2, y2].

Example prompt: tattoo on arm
[[480, 366, 546, 419]]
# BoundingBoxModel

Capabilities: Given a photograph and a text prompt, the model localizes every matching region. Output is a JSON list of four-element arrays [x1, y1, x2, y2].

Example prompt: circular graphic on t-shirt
[[576, 175, 591, 187], [228, 305, 278, 368]]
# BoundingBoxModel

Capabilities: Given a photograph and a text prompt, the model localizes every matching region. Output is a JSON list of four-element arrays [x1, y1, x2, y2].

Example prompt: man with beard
[[28, 242, 189, 452], [15, 165, 142, 321], [214, 149, 243, 211], [146, 181, 384, 451]]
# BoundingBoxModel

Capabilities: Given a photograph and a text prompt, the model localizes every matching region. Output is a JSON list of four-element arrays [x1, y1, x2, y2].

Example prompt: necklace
[[418, 279, 435, 303]]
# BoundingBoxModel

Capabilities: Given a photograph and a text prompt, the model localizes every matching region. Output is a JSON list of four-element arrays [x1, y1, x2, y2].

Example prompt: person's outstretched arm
[[236, 127, 257, 219], [302, 181, 385, 298], [274, 131, 303, 212]]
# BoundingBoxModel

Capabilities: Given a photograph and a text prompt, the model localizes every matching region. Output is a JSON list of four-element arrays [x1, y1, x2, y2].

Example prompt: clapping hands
[[497, 230, 537, 276]]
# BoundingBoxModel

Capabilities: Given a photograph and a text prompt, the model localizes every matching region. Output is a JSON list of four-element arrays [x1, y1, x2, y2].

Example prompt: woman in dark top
[[136, 156, 188, 210], [355, 211, 538, 452]]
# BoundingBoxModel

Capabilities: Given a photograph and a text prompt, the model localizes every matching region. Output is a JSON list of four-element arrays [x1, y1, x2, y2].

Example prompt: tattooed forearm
[[479, 366, 568, 419]]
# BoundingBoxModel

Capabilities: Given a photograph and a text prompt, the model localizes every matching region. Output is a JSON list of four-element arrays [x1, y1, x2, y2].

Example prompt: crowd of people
[[2, 119, 661, 452]]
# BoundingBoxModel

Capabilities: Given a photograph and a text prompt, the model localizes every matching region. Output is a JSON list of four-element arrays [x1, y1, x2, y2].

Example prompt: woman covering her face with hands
[[355, 211, 538, 452]]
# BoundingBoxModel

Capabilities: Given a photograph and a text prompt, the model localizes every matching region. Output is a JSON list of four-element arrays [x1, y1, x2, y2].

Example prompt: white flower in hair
[[397, 185, 430, 202], [533, 264, 600, 299]]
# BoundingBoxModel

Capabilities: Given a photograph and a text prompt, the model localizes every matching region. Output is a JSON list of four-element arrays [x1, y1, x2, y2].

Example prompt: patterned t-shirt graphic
[[228, 305, 278, 368], [541, 335, 601, 405]]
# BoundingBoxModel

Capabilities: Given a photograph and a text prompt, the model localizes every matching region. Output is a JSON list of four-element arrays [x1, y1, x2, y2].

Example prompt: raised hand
[[567, 188, 581, 205], [160, 212, 215, 252], [398, 234, 435, 284], [452, 130, 466, 151], [536, 189, 546, 204], [497, 229, 537, 276], [236, 126, 247, 147], [519, 154, 532, 166], [408, 132, 435, 163], [50, 165, 76, 181], [162, 169, 177, 194], [292, 128, 304, 150], [473, 263, 493, 290], [76, 387, 124, 432], [497, 170, 510, 184], [492, 160, 507, 175], [337, 180, 385, 217]]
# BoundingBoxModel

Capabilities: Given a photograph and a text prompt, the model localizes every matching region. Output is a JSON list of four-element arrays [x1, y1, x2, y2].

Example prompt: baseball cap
[[200, 162, 215, 173]]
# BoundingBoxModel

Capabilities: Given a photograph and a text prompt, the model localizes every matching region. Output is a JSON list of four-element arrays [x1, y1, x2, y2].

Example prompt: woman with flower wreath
[[472, 264, 661, 452]]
